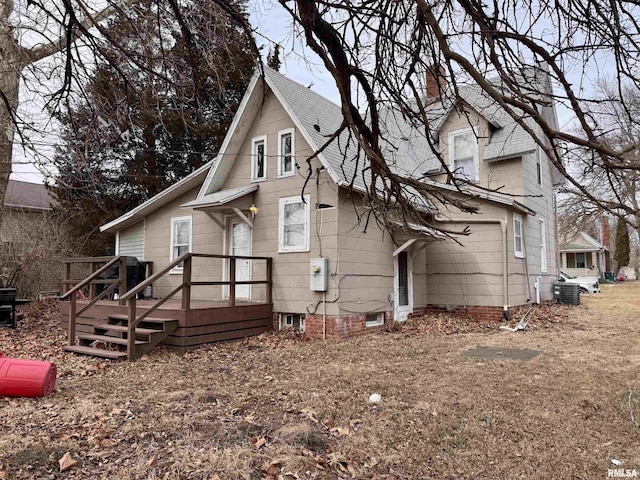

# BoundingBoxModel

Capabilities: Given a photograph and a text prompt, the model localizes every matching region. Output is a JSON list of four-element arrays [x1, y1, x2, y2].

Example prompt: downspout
[[521, 221, 532, 301], [322, 291, 326, 340], [434, 215, 510, 320]]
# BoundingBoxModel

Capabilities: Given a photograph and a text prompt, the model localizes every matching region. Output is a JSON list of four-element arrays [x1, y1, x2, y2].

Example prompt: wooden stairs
[[64, 314, 178, 360]]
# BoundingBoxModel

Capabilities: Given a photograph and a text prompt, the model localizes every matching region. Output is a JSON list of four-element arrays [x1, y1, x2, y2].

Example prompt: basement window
[[365, 313, 385, 328], [280, 313, 305, 332]]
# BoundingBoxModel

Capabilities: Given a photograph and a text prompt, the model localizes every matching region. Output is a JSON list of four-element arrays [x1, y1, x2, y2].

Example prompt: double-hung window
[[277, 128, 295, 177], [170, 216, 192, 272], [513, 214, 524, 258], [449, 128, 479, 182], [251, 136, 267, 181], [279, 195, 310, 252]]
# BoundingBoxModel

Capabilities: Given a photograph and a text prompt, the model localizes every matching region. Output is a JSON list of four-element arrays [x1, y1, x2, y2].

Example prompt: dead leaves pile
[[389, 301, 578, 337]]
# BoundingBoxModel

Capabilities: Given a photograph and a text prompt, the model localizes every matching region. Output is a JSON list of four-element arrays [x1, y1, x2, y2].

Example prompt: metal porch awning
[[390, 221, 447, 256], [181, 185, 258, 228]]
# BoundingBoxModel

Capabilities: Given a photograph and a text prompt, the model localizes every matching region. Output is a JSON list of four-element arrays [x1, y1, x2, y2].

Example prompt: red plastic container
[[0, 352, 57, 398]]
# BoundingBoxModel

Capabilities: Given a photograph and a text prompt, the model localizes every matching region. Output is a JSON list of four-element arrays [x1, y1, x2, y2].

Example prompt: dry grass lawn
[[1, 282, 640, 479]]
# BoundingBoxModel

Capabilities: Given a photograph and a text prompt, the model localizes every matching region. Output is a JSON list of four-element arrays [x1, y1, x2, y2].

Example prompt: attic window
[[449, 128, 479, 182], [277, 128, 295, 177], [251, 136, 267, 181]]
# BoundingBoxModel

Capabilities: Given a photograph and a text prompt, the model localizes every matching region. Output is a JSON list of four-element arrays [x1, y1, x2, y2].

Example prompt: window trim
[[277, 128, 295, 178], [513, 213, 524, 259], [169, 215, 192, 274], [278, 194, 311, 253], [448, 127, 479, 183], [251, 135, 268, 182], [540, 218, 547, 273]]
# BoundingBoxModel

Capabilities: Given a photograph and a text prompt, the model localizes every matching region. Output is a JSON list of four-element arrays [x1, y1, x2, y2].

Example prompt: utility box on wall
[[310, 257, 329, 291]]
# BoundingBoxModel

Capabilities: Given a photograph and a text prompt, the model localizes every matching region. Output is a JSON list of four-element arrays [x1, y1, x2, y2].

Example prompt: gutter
[[4, 204, 52, 211], [434, 214, 511, 320]]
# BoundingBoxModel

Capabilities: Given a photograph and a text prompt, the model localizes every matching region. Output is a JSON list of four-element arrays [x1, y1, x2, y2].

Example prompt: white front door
[[229, 221, 251, 299], [394, 250, 413, 321]]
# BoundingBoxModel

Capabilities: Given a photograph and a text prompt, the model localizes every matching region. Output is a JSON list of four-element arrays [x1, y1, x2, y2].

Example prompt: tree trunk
[[1, 0, 24, 230]]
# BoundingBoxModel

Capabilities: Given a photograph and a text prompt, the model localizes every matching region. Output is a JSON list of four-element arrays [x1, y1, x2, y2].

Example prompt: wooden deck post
[[89, 262, 97, 300], [119, 256, 127, 300], [127, 297, 136, 361], [182, 255, 192, 310], [68, 294, 76, 346], [266, 258, 273, 304], [229, 258, 236, 307], [64, 262, 71, 294]]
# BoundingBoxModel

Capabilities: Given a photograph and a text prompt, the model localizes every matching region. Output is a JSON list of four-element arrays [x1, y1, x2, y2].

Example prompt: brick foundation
[[273, 305, 505, 340], [304, 312, 393, 339], [409, 305, 505, 323], [274, 311, 392, 339]]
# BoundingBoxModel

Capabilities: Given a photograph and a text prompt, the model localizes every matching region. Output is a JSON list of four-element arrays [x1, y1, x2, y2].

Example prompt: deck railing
[[61, 253, 273, 360], [60, 256, 128, 347]]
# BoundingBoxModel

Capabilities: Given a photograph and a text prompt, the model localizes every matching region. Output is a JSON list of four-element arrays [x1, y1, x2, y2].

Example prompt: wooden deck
[[60, 254, 274, 358], [61, 298, 273, 353]]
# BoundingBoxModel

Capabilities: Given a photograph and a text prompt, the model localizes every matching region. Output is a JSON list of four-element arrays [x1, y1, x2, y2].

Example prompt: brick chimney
[[601, 216, 610, 249], [426, 64, 447, 101]]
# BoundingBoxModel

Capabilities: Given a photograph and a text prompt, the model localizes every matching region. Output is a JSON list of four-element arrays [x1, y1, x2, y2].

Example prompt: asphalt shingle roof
[[265, 66, 546, 188], [4, 180, 53, 210]]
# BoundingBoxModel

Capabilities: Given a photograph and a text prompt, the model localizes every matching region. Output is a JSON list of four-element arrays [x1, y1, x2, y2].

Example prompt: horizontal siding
[[117, 221, 144, 259], [136, 88, 341, 315], [336, 190, 395, 315]]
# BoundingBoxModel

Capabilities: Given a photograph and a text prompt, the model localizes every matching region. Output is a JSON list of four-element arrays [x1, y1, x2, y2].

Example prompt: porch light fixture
[[249, 203, 259, 217]]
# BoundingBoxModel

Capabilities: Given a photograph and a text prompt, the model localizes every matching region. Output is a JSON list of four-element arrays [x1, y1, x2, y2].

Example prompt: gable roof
[[560, 231, 607, 252], [5, 180, 53, 210], [198, 66, 546, 201], [103, 65, 553, 233], [100, 161, 213, 233], [197, 67, 346, 198]]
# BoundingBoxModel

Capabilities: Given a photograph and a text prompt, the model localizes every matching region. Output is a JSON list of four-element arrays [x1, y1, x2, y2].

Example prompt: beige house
[[100, 66, 562, 338], [559, 232, 610, 278]]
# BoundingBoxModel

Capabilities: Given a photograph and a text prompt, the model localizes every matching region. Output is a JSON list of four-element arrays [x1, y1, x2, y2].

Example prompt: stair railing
[[60, 256, 127, 347]]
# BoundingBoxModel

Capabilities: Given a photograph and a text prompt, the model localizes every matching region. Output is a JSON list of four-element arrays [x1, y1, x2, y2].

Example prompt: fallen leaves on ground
[[389, 300, 576, 336], [1, 289, 639, 479]]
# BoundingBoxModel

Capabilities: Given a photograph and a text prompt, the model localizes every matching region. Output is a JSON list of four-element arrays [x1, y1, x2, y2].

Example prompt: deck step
[[64, 345, 128, 360], [107, 314, 177, 325], [95, 324, 164, 335], [78, 333, 146, 346]]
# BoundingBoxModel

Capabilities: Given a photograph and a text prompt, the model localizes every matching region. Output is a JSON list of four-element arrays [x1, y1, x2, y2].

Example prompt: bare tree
[[1, 0, 258, 231], [261, 0, 640, 233], [1, 0, 140, 228], [559, 81, 640, 239], [4, 0, 640, 238]]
